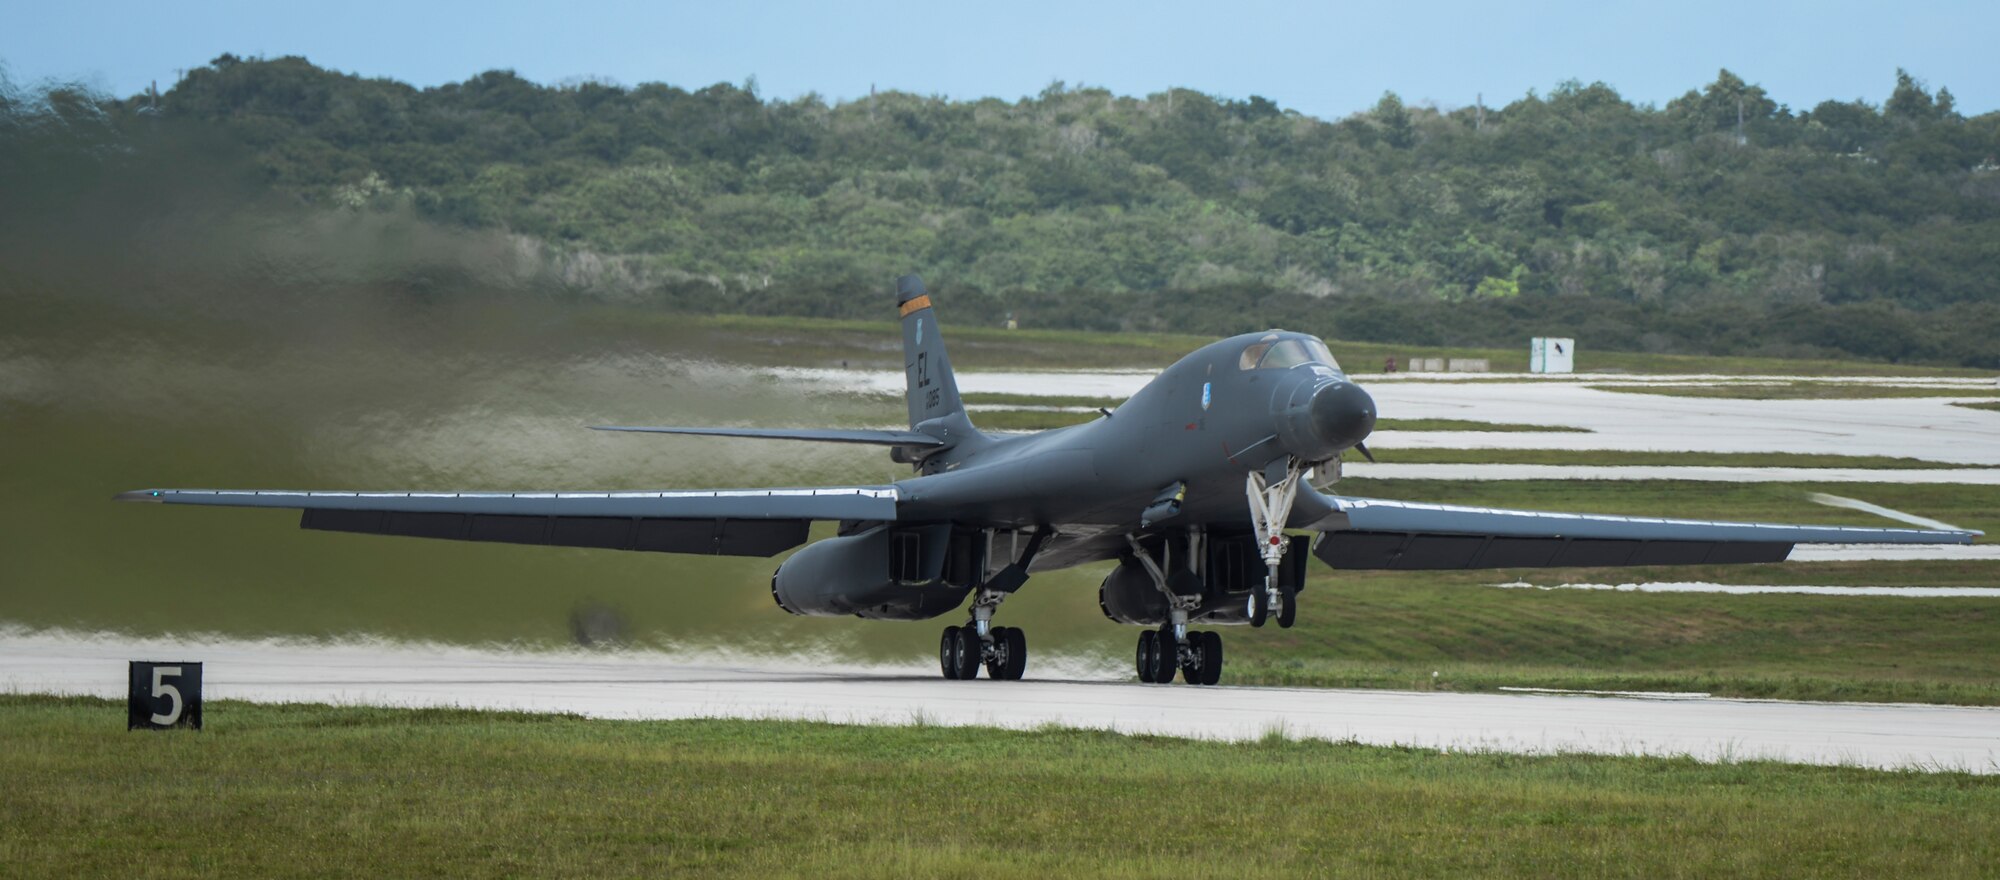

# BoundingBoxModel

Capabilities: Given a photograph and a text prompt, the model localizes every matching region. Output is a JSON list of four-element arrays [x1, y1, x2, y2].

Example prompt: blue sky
[[5, 0, 1994, 119]]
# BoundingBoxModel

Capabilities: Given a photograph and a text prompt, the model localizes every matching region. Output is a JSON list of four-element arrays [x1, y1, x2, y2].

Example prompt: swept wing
[[115, 486, 899, 557], [1308, 493, 1979, 570]]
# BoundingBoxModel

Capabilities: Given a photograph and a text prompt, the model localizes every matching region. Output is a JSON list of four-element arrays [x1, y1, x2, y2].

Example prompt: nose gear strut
[[1246, 458, 1307, 629]]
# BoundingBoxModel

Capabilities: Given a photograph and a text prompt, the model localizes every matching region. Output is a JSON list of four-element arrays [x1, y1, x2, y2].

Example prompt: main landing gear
[[938, 528, 1048, 681], [940, 623, 1026, 680], [1136, 626, 1223, 685]]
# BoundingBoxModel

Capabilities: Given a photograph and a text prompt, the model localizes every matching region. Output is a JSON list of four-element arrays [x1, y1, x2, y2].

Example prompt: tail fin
[[897, 275, 965, 429]]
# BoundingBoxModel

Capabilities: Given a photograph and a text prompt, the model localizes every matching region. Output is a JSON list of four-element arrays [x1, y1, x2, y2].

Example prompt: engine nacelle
[[1097, 558, 1171, 625], [770, 525, 977, 620]]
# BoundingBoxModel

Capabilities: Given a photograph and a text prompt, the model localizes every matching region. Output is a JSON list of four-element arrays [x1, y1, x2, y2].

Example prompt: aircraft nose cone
[[1309, 381, 1376, 452]]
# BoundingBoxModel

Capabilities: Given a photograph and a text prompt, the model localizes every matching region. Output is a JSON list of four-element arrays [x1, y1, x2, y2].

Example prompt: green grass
[[1376, 448, 1982, 469], [1230, 560, 2000, 704], [2, 695, 1995, 878], [1957, 401, 2000, 413], [1594, 383, 2000, 400]]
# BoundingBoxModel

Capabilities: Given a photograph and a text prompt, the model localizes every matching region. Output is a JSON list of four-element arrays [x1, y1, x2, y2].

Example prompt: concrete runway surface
[[7, 631, 1995, 774]]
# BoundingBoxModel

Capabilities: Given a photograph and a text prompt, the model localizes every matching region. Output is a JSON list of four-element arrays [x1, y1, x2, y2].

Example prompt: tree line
[[4, 55, 1998, 366]]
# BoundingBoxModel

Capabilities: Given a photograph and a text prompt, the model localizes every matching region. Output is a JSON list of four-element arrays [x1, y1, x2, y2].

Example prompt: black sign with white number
[[128, 661, 202, 730]]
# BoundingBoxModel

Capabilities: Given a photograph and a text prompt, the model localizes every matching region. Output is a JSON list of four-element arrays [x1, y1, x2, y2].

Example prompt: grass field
[[1595, 383, 2000, 400], [1958, 401, 2000, 413], [1370, 449, 1983, 469], [3, 695, 1995, 878], [1228, 560, 2000, 704], [597, 311, 1997, 377]]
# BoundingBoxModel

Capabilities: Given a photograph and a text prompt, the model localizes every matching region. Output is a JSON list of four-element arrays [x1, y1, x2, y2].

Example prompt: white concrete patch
[[1809, 492, 1966, 531], [5, 630, 1996, 774], [1493, 581, 2000, 598], [1791, 544, 2000, 562]]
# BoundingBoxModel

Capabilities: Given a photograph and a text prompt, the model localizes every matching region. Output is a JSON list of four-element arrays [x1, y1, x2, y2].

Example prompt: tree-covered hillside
[[5, 55, 1999, 365]]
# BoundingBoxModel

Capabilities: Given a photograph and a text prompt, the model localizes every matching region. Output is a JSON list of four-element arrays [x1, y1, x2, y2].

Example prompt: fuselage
[[894, 330, 1373, 535]]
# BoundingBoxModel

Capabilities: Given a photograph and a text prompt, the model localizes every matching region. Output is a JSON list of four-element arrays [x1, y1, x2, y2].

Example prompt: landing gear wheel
[[1000, 627, 1027, 680], [1277, 585, 1297, 629], [1136, 630, 1159, 683], [1178, 631, 1202, 683], [1198, 631, 1224, 685], [952, 626, 983, 680], [1249, 586, 1269, 628], [1150, 626, 1180, 683], [984, 626, 1009, 680], [940, 626, 963, 680]]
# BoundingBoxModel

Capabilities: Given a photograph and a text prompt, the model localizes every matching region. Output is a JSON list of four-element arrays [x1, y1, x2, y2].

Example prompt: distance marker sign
[[128, 661, 202, 730]]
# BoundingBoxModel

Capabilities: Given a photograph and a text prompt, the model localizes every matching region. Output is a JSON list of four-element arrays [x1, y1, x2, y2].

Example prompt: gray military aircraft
[[121, 275, 1980, 684]]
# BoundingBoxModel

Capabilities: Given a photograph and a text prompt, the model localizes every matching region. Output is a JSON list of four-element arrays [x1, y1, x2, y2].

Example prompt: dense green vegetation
[[4, 696, 1995, 878], [6, 56, 2000, 366]]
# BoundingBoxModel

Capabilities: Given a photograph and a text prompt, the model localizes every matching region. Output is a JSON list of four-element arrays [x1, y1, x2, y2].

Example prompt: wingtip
[[115, 490, 165, 503]]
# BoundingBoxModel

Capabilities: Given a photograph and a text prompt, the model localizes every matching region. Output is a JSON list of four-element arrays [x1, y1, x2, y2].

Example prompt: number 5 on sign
[[128, 661, 202, 730]]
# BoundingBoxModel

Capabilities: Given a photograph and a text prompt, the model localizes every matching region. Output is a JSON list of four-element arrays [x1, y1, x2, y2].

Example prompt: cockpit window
[[1304, 338, 1341, 372], [1258, 340, 1312, 369], [1237, 342, 1271, 370], [1240, 334, 1342, 371]]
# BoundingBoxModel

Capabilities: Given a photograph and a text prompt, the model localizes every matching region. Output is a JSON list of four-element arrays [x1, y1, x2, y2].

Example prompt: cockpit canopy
[[1238, 334, 1341, 373]]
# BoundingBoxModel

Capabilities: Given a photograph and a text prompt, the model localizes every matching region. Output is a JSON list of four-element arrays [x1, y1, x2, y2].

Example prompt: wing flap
[[1314, 531, 1792, 571], [300, 509, 809, 556]]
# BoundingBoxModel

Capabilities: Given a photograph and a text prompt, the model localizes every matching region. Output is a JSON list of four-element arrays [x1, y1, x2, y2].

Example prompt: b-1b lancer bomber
[[121, 276, 1980, 684]]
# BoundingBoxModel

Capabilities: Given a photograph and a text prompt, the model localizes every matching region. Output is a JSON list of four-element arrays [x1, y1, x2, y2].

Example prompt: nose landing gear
[[1247, 460, 1307, 629]]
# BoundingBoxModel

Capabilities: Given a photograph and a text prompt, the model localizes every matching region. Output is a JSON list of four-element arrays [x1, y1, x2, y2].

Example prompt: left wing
[[115, 486, 899, 557], [1304, 493, 1979, 570]]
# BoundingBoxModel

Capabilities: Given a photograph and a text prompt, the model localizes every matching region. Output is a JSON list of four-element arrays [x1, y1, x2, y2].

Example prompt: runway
[[7, 631, 1995, 774]]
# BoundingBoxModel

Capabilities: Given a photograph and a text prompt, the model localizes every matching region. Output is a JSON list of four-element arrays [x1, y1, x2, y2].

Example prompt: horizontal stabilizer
[[591, 426, 945, 447]]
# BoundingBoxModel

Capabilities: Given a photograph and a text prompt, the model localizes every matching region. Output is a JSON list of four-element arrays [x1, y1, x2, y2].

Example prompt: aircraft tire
[[1000, 627, 1027, 680], [1277, 585, 1297, 629], [940, 626, 963, 679], [1198, 631, 1224, 686], [1151, 626, 1180, 683], [953, 627, 983, 680], [1136, 630, 1158, 683], [1250, 587, 1269, 628]]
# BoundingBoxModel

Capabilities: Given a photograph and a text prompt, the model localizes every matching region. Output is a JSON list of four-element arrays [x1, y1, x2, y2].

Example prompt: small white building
[[1530, 337, 1575, 374]]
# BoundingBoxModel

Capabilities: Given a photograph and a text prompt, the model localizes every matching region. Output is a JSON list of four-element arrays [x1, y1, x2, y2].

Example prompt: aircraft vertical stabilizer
[[897, 275, 966, 429]]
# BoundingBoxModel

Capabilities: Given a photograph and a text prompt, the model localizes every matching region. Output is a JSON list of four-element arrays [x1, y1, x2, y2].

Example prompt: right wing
[[1304, 493, 1979, 570], [115, 486, 899, 557]]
